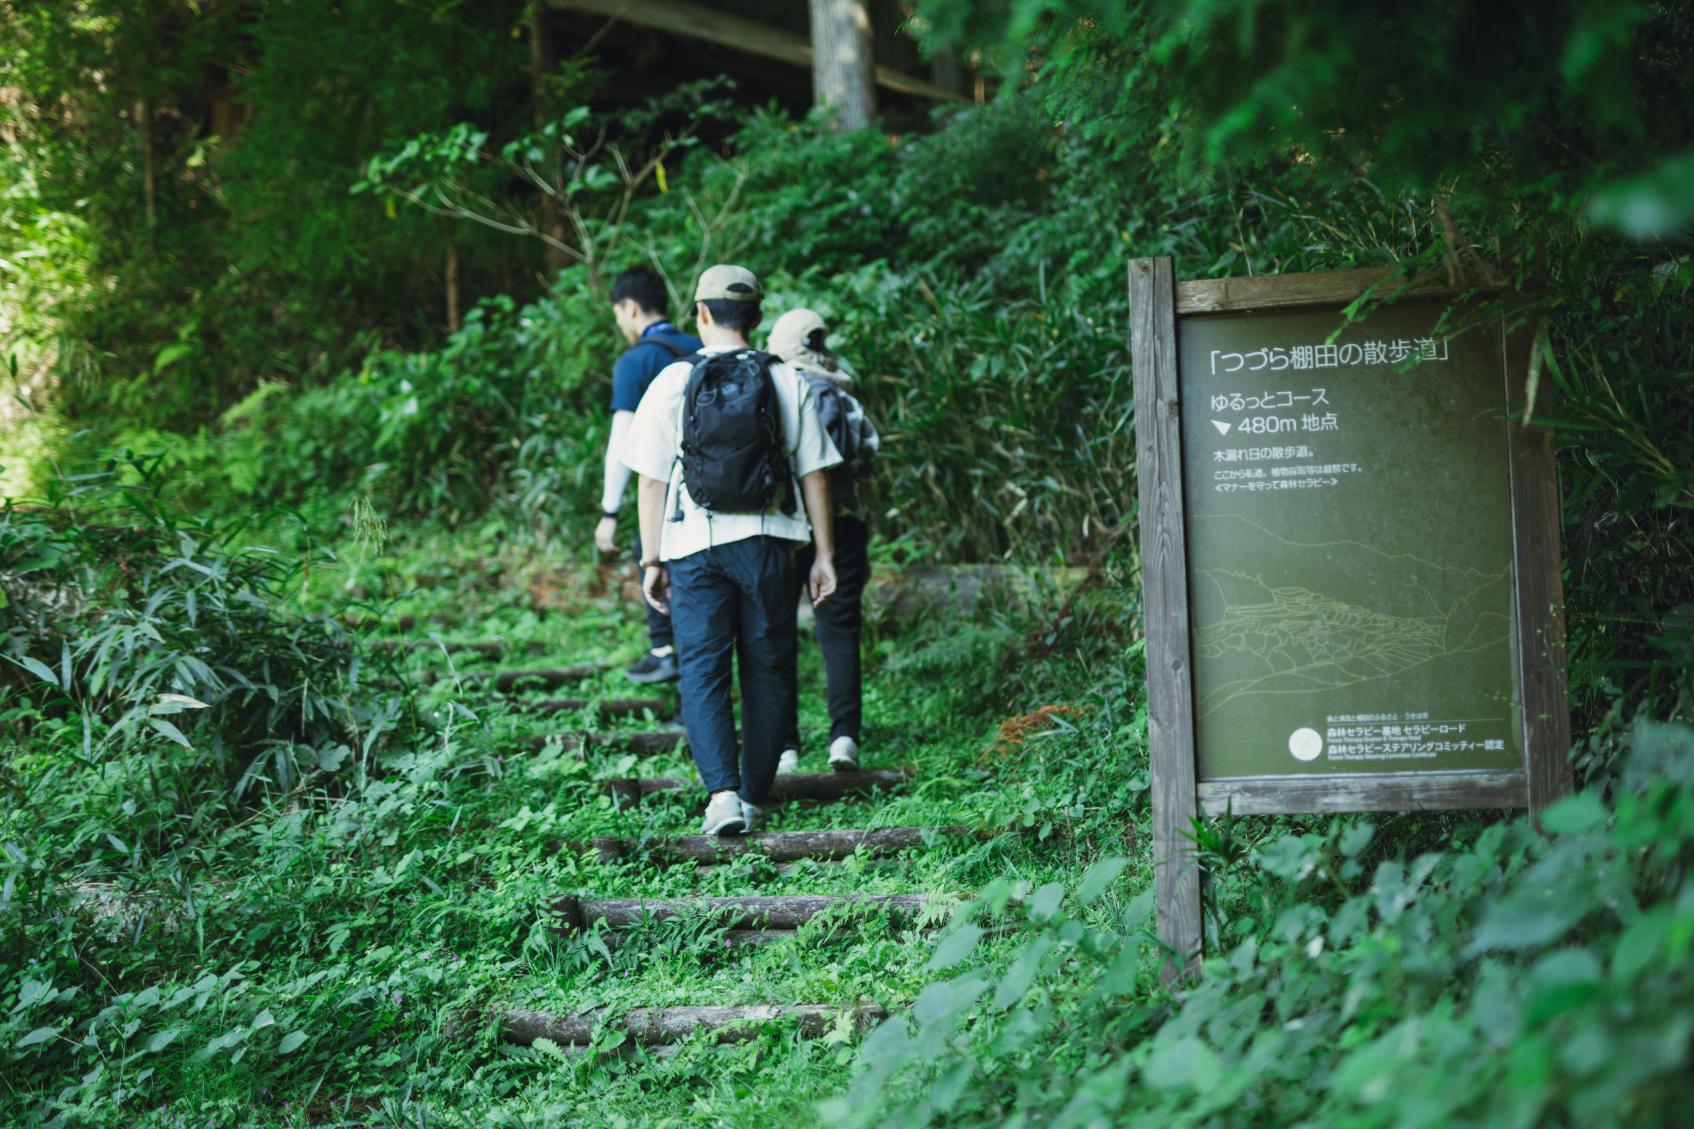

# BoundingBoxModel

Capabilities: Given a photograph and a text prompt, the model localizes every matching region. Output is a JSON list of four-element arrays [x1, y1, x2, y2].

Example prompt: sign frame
[[1129, 257, 1573, 977]]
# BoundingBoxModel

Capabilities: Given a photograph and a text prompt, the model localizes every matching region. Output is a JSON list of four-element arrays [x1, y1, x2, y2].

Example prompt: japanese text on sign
[[1209, 338, 1450, 375], [1324, 713, 1508, 762], [1210, 389, 1330, 411]]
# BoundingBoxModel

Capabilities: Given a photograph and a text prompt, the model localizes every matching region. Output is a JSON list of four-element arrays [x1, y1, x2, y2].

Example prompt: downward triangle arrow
[[1212, 420, 1232, 436]]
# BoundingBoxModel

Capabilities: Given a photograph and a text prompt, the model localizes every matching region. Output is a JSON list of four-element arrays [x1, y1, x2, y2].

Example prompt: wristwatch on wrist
[[601, 508, 619, 520], [640, 558, 662, 569]]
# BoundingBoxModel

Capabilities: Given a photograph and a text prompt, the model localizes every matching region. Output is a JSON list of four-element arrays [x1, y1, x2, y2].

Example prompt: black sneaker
[[626, 649, 680, 684]]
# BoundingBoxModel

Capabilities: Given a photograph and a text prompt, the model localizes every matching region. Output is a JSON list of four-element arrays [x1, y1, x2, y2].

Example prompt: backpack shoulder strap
[[752, 352, 799, 516], [632, 335, 691, 360]]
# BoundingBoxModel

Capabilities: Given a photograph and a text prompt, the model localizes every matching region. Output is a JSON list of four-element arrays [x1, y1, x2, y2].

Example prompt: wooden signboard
[[1129, 258, 1572, 976]]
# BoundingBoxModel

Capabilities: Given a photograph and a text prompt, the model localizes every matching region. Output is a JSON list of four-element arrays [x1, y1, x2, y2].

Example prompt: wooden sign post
[[1129, 258, 1572, 976]]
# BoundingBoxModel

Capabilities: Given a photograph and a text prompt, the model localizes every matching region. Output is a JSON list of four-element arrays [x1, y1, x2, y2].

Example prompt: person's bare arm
[[596, 411, 636, 554], [637, 473, 670, 614], [799, 469, 837, 606]]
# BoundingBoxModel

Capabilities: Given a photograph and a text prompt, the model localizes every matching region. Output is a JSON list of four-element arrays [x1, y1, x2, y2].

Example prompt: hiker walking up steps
[[617, 265, 842, 837], [767, 309, 879, 775], [596, 266, 702, 686]]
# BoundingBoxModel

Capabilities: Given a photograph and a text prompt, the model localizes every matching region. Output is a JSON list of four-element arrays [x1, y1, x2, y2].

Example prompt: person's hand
[[809, 555, 838, 607], [643, 564, 671, 616], [594, 515, 619, 556]]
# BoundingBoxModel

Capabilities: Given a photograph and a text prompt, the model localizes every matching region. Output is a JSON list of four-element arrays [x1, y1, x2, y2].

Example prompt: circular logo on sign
[[1289, 727, 1323, 762]]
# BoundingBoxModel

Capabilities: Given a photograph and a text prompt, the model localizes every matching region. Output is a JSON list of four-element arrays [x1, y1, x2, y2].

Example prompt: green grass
[[1, 528, 1151, 1127], [14, 517, 1684, 1127]]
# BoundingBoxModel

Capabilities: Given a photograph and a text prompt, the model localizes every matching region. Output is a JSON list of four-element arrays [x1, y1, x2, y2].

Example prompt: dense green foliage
[[2, 466, 399, 791], [0, 0, 527, 451], [2, 0, 1691, 1124], [830, 719, 1694, 1128], [0, 510, 1134, 1124]]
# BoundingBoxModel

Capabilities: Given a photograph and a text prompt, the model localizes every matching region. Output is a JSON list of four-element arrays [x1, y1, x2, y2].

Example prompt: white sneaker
[[701, 792, 745, 836], [777, 748, 799, 774], [741, 799, 763, 832], [827, 736, 860, 772]]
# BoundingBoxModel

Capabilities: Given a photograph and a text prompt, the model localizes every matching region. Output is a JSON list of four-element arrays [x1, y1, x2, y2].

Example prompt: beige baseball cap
[[694, 264, 762, 302]]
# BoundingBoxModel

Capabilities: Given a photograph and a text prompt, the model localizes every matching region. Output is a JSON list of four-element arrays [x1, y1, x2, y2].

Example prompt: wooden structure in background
[[551, 0, 968, 108], [1129, 257, 1573, 979]]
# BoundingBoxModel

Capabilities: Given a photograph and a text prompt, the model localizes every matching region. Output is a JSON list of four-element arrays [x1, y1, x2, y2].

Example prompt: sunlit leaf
[[15, 1026, 59, 1049], [926, 924, 984, 971], [14, 656, 58, 687], [1076, 856, 1130, 904], [149, 718, 193, 748]]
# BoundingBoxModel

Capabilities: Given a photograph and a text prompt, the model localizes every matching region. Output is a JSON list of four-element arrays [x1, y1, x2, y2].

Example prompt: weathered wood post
[[809, 0, 876, 130], [1129, 257, 1204, 981]]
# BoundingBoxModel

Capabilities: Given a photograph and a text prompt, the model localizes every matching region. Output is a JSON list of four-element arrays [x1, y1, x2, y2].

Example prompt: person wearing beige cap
[[615, 265, 844, 836], [766, 309, 879, 775]]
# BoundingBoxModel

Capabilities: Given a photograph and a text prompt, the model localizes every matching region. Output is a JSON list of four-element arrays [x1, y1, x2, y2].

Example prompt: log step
[[596, 927, 818, 954], [553, 892, 938, 932], [591, 826, 973, 864], [602, 770, 908, 805], [370, 639, 505, 658], [502, 1003, 885, 1047], [347, 612, 455, 633], [530, 730, 686, 755], [524, 697, 672, 720], [431, 665, 601, 691]]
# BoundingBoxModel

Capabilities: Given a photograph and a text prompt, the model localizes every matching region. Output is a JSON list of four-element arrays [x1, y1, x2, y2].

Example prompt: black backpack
[[679, 349, 795, 516]]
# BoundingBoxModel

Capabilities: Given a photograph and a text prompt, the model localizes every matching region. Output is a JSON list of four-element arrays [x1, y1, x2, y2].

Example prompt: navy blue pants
[[668, 537, 798, 804]]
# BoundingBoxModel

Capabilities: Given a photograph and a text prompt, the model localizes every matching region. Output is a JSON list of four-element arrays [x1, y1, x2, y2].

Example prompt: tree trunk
[[808, 0, 876, 130], [444, 237, 462, 333], [209, 78, 244, 142], [529, 7, 569, 277], [135, 98, 157, 232]]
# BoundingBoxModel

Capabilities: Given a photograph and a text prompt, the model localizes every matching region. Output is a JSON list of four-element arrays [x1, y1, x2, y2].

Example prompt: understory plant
[[1, 458, 408, 806], [827, 717, 1694, 1128]]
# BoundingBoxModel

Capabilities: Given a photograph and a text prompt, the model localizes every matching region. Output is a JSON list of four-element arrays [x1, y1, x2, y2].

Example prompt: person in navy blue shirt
[[597, 266, 702, 684]]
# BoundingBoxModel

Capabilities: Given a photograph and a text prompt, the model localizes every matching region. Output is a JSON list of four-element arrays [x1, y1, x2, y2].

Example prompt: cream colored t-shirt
[[616, 345, 842, 562]]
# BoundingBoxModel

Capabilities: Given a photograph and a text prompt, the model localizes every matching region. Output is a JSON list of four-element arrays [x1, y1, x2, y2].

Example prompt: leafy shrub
[[0, 0, 533, 445], [827, 717, 1694, 1128], [828, 262, 1136, 563], [0, 459, 397, 800], [891, 97, 1055, 271], [671, 106, 902, 280], [114, 283, 615, 537], [1543, 250, 1694, 736]]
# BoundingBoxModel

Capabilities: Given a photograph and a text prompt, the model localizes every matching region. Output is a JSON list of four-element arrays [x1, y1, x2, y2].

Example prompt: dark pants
[[631, 534, 673, 651], [669, 537, 798, 804], [788, 515, 869, 748]]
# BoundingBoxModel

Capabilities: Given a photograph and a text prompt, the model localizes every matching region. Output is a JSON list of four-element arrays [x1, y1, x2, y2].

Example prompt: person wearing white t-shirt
[[615, 265, 842, 836]]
